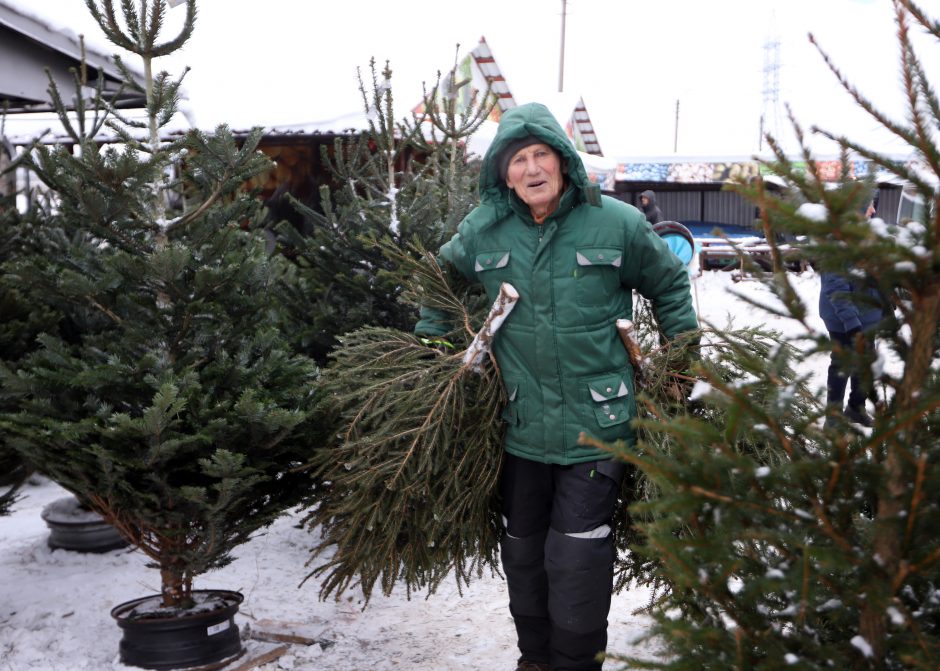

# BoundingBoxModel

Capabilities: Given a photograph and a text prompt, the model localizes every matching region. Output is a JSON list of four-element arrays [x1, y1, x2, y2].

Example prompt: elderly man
[[416, 102, 697, 671]]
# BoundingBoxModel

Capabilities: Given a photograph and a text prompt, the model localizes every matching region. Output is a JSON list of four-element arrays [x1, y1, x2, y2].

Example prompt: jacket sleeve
[[822, 273, 862, 332], [620, 217, 698, 341], [413, 231, 477, 337]]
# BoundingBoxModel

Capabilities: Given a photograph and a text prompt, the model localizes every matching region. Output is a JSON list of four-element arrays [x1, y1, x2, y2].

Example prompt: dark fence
[[612, 182, 905, 230], [613, 183, 760, 231]]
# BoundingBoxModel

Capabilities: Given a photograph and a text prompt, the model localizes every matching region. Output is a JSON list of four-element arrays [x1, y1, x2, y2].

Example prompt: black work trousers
[[499, 453, 625, 671]]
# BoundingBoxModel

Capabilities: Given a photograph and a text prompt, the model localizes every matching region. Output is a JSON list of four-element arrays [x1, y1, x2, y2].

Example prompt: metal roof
[[569, 97, 601, 156], [469, 37, 516, 112], [0, 0, 146, 113]]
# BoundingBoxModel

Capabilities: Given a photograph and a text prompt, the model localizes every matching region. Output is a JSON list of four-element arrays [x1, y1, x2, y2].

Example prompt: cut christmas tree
[[302, 240, 511, 602]]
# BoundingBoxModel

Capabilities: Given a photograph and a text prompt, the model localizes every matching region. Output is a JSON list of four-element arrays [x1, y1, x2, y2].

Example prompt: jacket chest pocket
[[475, 249, 512, 298], [575, 246, 622, 306], [582, 370, 633, 431]]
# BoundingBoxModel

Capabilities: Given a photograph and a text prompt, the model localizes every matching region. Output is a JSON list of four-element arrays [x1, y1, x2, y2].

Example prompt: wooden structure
[[0, 1, 145, 113]]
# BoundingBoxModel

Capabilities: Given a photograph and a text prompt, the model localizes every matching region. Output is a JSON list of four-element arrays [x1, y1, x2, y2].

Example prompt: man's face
[[504, 143, 564, 215], [640, 195, 650, 206]]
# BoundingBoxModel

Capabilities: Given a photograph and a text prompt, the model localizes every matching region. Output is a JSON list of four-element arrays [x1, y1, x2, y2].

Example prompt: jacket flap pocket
[[475, 249, 511, 272], [576, 246, 622, 268], [587, 373, 630, 402]]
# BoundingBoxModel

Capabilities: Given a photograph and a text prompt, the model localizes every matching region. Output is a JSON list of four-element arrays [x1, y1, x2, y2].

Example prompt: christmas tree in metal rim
[[0, 0, 319, 612], [601, 1, 940, 667]]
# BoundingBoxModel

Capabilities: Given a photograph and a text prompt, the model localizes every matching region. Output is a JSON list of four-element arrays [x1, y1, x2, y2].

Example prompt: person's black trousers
[[499, 453, 625, 671], [826, 330, 871, 411]]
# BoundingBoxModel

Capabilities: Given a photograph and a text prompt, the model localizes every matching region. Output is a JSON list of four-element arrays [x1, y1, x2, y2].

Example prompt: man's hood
[[480, 102, 600, 208]]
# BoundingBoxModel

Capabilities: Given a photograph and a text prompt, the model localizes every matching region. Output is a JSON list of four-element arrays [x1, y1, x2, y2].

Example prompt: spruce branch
[[85, 0, 196, 59], [902, 0, 940, 40]]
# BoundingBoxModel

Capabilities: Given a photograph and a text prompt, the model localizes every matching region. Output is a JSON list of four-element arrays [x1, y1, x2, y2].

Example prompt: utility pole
[[559, 0, 567, 92], [674, 99, 680, 153]]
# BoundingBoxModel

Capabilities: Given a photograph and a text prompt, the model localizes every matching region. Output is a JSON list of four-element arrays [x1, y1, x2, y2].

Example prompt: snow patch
[[797, 203, 828, 222], [689, 380, 713, 401], [850, 635, 873, 658], [886, 606, 905, 625]]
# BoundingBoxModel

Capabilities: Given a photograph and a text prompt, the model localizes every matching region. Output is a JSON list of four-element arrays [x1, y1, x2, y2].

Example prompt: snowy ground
[[0, 480, 662, 671], [0, 269, 852, 671]]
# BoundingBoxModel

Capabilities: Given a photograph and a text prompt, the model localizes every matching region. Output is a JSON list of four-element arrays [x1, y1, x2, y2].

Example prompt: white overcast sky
[[8, 0, 937, 159]]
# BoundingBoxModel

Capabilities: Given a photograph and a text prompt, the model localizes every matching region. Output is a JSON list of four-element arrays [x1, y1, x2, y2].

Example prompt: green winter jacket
[[416, 102, 698, 464]]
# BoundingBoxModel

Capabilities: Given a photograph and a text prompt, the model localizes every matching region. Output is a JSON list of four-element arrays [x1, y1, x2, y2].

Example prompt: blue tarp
[[681, 221, 763, 240]]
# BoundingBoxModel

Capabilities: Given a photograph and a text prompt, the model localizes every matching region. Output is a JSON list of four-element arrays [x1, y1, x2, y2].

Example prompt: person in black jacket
[[638, 189, 663, 224]]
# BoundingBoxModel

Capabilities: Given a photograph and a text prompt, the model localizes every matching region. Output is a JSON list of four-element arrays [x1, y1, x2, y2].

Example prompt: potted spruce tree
[[0, 1, 318, 668]]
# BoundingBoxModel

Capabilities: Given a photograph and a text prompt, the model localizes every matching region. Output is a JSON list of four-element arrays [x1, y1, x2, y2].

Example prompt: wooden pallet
[[187, 619, 330, 671]]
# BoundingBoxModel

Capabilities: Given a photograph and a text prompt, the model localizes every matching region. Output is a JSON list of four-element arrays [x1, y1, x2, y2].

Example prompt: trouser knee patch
[[501, 530, 548, 618], [544, 527, 614, 634]]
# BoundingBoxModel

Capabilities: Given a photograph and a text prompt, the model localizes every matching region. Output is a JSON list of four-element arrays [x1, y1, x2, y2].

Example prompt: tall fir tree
[[0, 0, 318, 609], [274, 54, 493, 362], [602, 1, 940, 668]]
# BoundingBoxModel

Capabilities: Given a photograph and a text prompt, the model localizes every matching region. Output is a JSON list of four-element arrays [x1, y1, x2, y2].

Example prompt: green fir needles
[[303, 243, 515, 602]]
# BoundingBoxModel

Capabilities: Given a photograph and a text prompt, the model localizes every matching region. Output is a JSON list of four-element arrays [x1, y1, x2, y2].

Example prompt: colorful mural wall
[[616, 158, 875, 183]]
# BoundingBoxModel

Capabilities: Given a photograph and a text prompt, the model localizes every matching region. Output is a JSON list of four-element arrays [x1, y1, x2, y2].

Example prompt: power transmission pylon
[[760, 17, 781, 152]]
